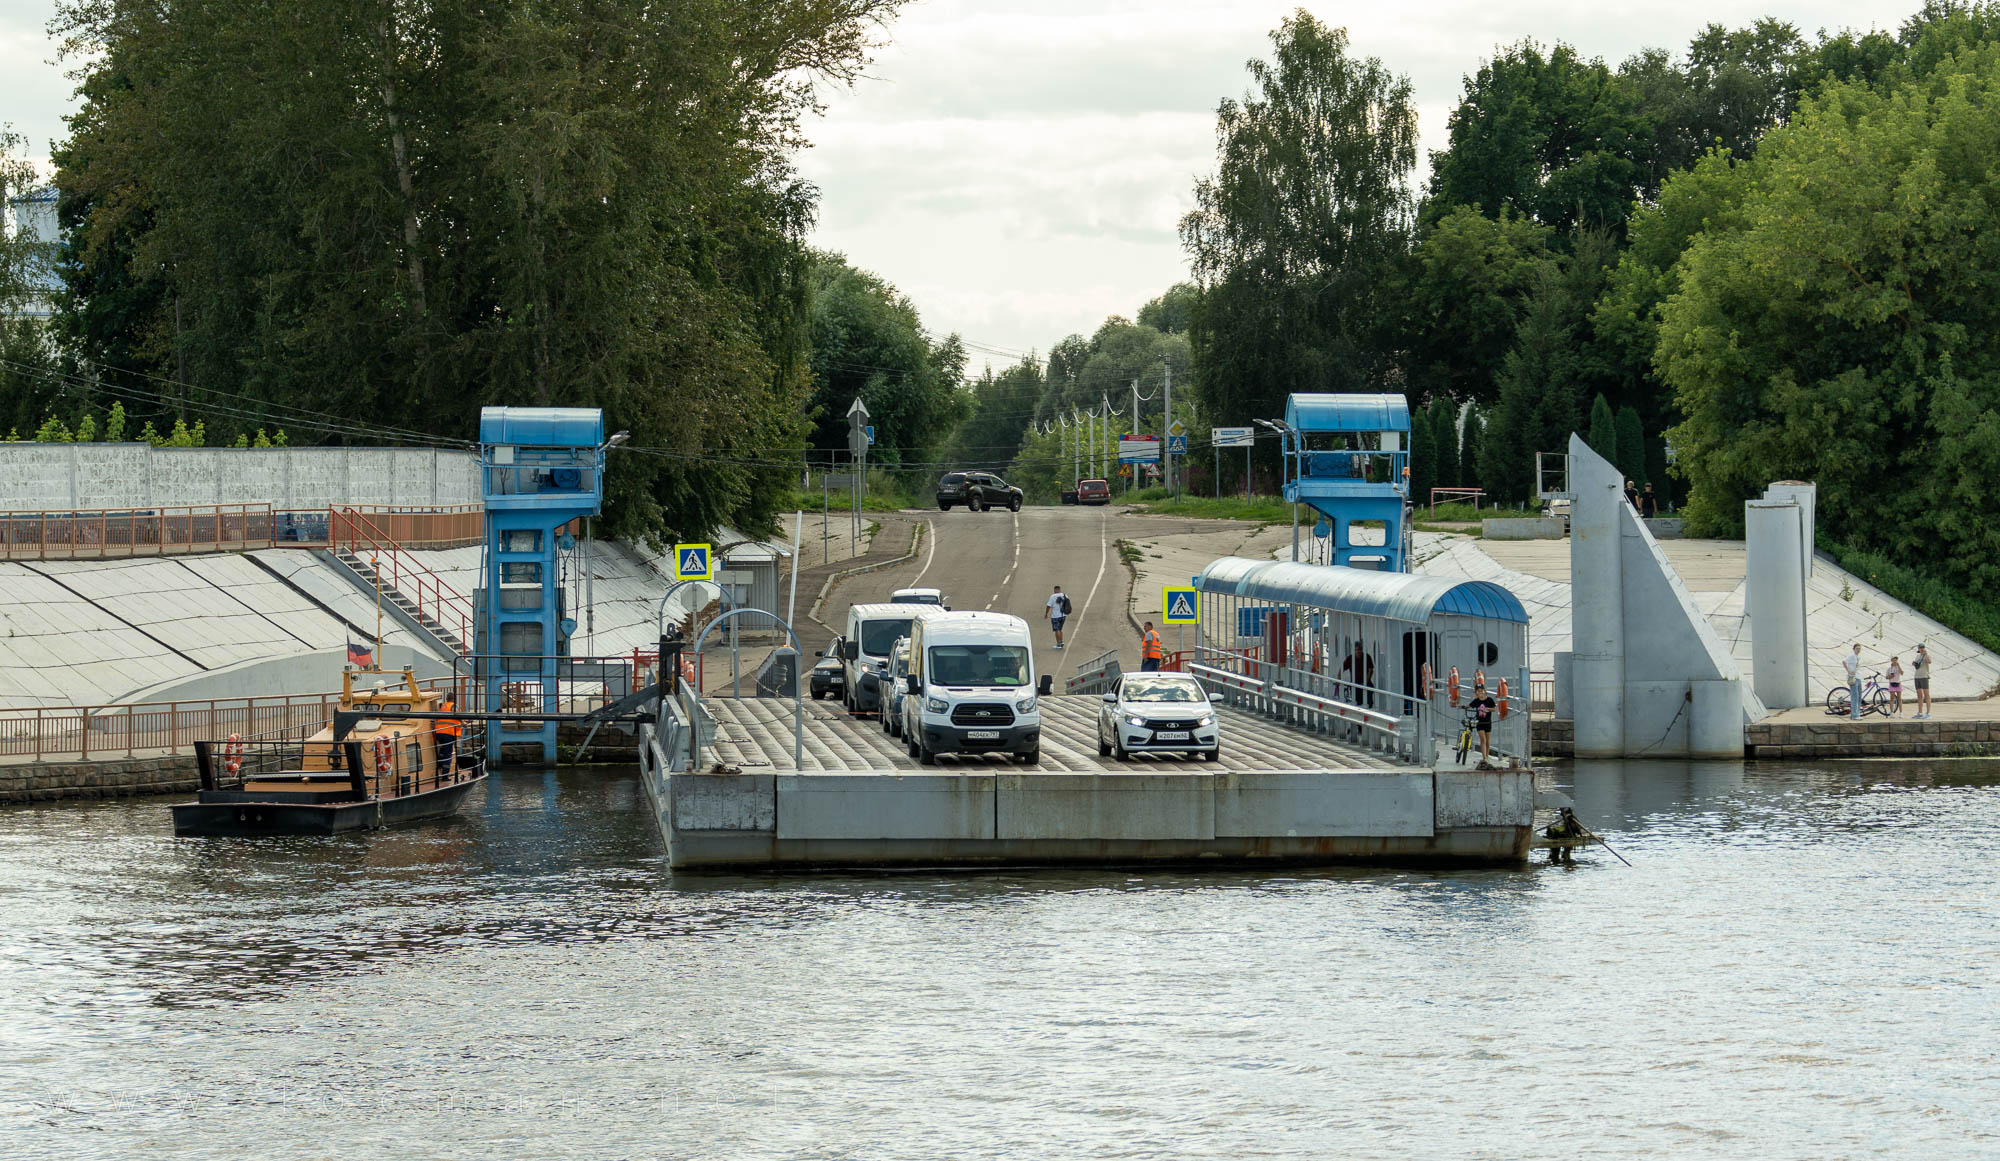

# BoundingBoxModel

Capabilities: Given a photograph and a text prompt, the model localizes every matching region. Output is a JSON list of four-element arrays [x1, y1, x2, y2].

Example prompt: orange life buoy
[[1448, 666, 1461, 707], [224, 733, 243, 777], [1498, 677, 1511, 719], [1420, 662, 1434, 699], [373, 736, 393, 779]]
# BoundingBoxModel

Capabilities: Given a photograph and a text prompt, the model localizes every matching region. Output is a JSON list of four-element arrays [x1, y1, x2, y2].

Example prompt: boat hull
[[171, 773, 486, 837]]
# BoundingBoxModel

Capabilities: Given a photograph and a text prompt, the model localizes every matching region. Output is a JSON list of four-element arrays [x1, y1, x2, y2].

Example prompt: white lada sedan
[[1095, 673, 1220, 761]]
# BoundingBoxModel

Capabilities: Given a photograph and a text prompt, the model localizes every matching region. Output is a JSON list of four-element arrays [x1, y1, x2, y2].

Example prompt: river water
[[2, 758, 1996, 1159]]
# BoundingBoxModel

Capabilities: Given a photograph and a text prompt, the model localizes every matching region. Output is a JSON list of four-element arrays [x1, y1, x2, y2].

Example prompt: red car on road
[[1075, 479, 1110, 505]]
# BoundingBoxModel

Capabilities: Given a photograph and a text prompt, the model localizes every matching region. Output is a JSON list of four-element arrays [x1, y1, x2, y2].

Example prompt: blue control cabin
[[1276, 393, 1411, 573], [478, 406, 606, 764]]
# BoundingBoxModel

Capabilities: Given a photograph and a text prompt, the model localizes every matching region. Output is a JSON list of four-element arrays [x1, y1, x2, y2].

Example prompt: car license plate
[[966, 729, 1000, 740], [1154, 730, 1190, 741]]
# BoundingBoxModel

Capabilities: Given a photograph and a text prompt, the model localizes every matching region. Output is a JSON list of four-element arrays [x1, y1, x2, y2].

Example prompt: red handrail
[[329, 507, 477, 652]]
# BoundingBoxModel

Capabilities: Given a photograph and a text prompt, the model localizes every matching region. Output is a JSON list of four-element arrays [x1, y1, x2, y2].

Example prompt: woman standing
[[1886, 656, 1904, 715]]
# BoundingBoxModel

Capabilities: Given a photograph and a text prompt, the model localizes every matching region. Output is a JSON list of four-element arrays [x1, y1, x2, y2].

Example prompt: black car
[[809, 647, 848, 700], [936, 471, 1023, 512]]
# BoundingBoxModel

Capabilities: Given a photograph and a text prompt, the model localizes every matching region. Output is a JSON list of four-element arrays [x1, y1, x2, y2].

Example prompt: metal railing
[[0, 503, 485, 560], [0, 504, 277, 559], [330, 507, 478, 649], [1530, 669, 1554, 713], [0, 680, 460, 763]]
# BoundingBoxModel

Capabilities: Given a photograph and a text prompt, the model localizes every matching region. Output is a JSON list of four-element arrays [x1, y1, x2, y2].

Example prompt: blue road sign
[[1167, 435, 1188, 455], [1162, 586, 1200, 625], [865, 425, 876, 445], [674, 543, 713, 581]]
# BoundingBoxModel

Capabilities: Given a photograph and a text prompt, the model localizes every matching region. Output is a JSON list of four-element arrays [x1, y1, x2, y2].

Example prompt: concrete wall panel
[[1214, 771, 1432, 837], [996, 773, 1214, 840], [672, 773, 775, 831], [0, 444, 479, 510], [346, 449, 395, 505], [1434, 769, 1534, 828], [72, 446, 148, 508], [216, 449, 286, 506], [1481, 517, 1566, 540], [776, 774, 995, 840]]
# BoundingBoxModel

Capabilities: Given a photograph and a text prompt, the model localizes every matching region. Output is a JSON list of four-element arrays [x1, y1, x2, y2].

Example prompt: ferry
[[171, 668, 485, 836]]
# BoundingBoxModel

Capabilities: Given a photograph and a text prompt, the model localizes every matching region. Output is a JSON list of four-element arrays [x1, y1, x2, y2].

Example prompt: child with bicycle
[[1467, 680, 1498, 768]]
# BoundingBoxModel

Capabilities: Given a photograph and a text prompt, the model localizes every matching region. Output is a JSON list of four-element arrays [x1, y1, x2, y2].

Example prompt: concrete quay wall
[[640, 729, 1533, 867], [0, 754, 198, 803], [1747, 717, 2000, 759]]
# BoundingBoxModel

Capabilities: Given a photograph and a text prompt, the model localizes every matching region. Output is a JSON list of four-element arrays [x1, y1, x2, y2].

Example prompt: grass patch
[[1819, 538, 2000, 654], [1116, 539, 1144, 565], [1125, 493, 1293, 523]]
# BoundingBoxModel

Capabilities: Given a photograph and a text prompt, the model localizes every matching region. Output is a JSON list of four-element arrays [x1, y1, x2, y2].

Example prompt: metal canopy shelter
[[1190, 557, 1533, 765]]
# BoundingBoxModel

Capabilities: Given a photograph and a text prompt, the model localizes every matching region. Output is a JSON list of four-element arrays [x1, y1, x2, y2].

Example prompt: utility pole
[[1162, 354, 1174, 498], [1071, 408, 1082, 484]]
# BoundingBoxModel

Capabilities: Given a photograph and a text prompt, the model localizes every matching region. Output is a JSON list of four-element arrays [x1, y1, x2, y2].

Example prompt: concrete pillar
[[1690, 678, 1744, 757], [1764, 482, 1816, 577], [1745, 499, 1808, 709], [1568, 434, 1625, 756], [1553, 651, 1573, 720]]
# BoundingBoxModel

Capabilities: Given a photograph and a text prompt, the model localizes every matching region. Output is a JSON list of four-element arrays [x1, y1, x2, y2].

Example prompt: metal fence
[[0, 680, 460, 763], [0, 504, 485, 560]]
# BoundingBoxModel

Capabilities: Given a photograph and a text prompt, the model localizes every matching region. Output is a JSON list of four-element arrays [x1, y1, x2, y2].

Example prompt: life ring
[[1420, 662, 1434, 700], [223, 733, 244, 777], [373, 736, 393, 779], [1447, 666, 1461, 707], [1498, 677, 1511, 719], [1474, 669, 1487, 694]]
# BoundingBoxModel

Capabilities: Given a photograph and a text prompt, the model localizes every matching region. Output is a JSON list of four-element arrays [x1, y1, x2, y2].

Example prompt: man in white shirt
[[1045, 585, 1069, 650], [1843, 643, 1862, 720]]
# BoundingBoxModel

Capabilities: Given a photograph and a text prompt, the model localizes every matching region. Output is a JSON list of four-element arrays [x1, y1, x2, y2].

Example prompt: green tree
[[1586, 394, 1617, 463], [0, 127, 61, 437], [1407, 406, 1434, 508], [947, 358, 1044, 470], [1399, 206, 1552, 404], [1426, 40, 1649, 233], [1427, 396, 1459, 489], [1136, 283, 1197, 334], [1660, 46, 2000, 599], [804, 252, 967, 478], [1460, 404, 1484, 495], [52, 0, 906, 541], [1614, 405, 1646, 484], [1181, 14, 1416, 433]]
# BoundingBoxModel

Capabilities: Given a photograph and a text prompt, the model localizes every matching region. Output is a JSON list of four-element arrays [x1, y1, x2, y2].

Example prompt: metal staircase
[[327, 508, 476, 659]]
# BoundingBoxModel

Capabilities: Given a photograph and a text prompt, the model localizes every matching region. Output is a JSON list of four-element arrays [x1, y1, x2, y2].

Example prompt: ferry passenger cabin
[[1184, 558, 1531, 765]]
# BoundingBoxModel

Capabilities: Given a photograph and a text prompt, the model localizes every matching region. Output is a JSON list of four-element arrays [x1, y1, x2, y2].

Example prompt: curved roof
[[1284, 393, 1411, 434], [479, 406, 604, 448], [1196, 558, 1528, 625]]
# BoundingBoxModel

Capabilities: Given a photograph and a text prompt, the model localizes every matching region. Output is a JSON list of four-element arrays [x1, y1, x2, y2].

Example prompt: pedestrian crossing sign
[[674, 543, 712, 581], [1163, 586, 1200, 624]]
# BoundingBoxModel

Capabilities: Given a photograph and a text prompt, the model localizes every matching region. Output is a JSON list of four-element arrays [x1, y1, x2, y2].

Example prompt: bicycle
[[1825, 672, 1893, 717], [1454, 712, 1482, 765]]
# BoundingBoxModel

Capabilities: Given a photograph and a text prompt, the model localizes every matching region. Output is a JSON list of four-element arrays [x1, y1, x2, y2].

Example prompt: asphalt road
[[816, 504, 1229, 688]]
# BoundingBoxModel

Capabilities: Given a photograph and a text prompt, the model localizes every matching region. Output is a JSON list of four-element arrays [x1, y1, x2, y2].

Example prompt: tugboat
[[171, 667, 485, 836]]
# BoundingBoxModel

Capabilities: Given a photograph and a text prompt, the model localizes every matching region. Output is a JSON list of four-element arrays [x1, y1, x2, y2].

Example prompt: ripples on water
[[1, 760, 1996, 1159]]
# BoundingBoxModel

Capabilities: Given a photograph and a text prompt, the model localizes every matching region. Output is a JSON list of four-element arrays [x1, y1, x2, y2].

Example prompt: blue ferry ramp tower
[[1275, 393, 1412, 572]]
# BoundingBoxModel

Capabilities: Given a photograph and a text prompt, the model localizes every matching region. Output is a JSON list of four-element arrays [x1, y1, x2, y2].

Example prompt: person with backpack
[[1045, 585, 1071, 650]]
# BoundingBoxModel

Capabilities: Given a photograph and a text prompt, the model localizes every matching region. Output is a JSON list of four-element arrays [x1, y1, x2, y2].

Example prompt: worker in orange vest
[[435, 693, 462, 776], [1139, 621, 1165, 672]]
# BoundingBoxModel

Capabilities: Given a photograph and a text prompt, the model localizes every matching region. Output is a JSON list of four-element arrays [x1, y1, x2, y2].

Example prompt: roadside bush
[[1820, 538, 2000, 655]]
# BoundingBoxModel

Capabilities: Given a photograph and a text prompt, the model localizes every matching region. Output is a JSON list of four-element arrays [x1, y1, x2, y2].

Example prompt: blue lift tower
[[1274, 393, 1412, 572], [478, 406, 609, 764]]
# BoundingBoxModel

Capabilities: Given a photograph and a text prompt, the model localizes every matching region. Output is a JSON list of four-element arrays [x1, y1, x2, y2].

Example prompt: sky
[[3, 0, 1906, 369]]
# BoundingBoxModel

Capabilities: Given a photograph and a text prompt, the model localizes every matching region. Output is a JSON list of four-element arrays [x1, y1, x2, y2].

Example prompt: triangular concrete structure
[[1568, 434, 1765, 757]]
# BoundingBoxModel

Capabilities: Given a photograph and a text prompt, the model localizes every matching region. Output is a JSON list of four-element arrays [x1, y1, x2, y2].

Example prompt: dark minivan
[[936, 471, 1023, 512]]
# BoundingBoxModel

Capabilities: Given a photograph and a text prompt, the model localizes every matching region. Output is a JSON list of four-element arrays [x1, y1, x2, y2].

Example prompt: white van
[[901, 611, 1046, 765], [842, 602, 935, 714]]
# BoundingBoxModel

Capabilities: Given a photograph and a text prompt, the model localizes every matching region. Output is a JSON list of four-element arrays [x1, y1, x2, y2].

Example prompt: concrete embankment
[[0, 754, 198, 803]]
